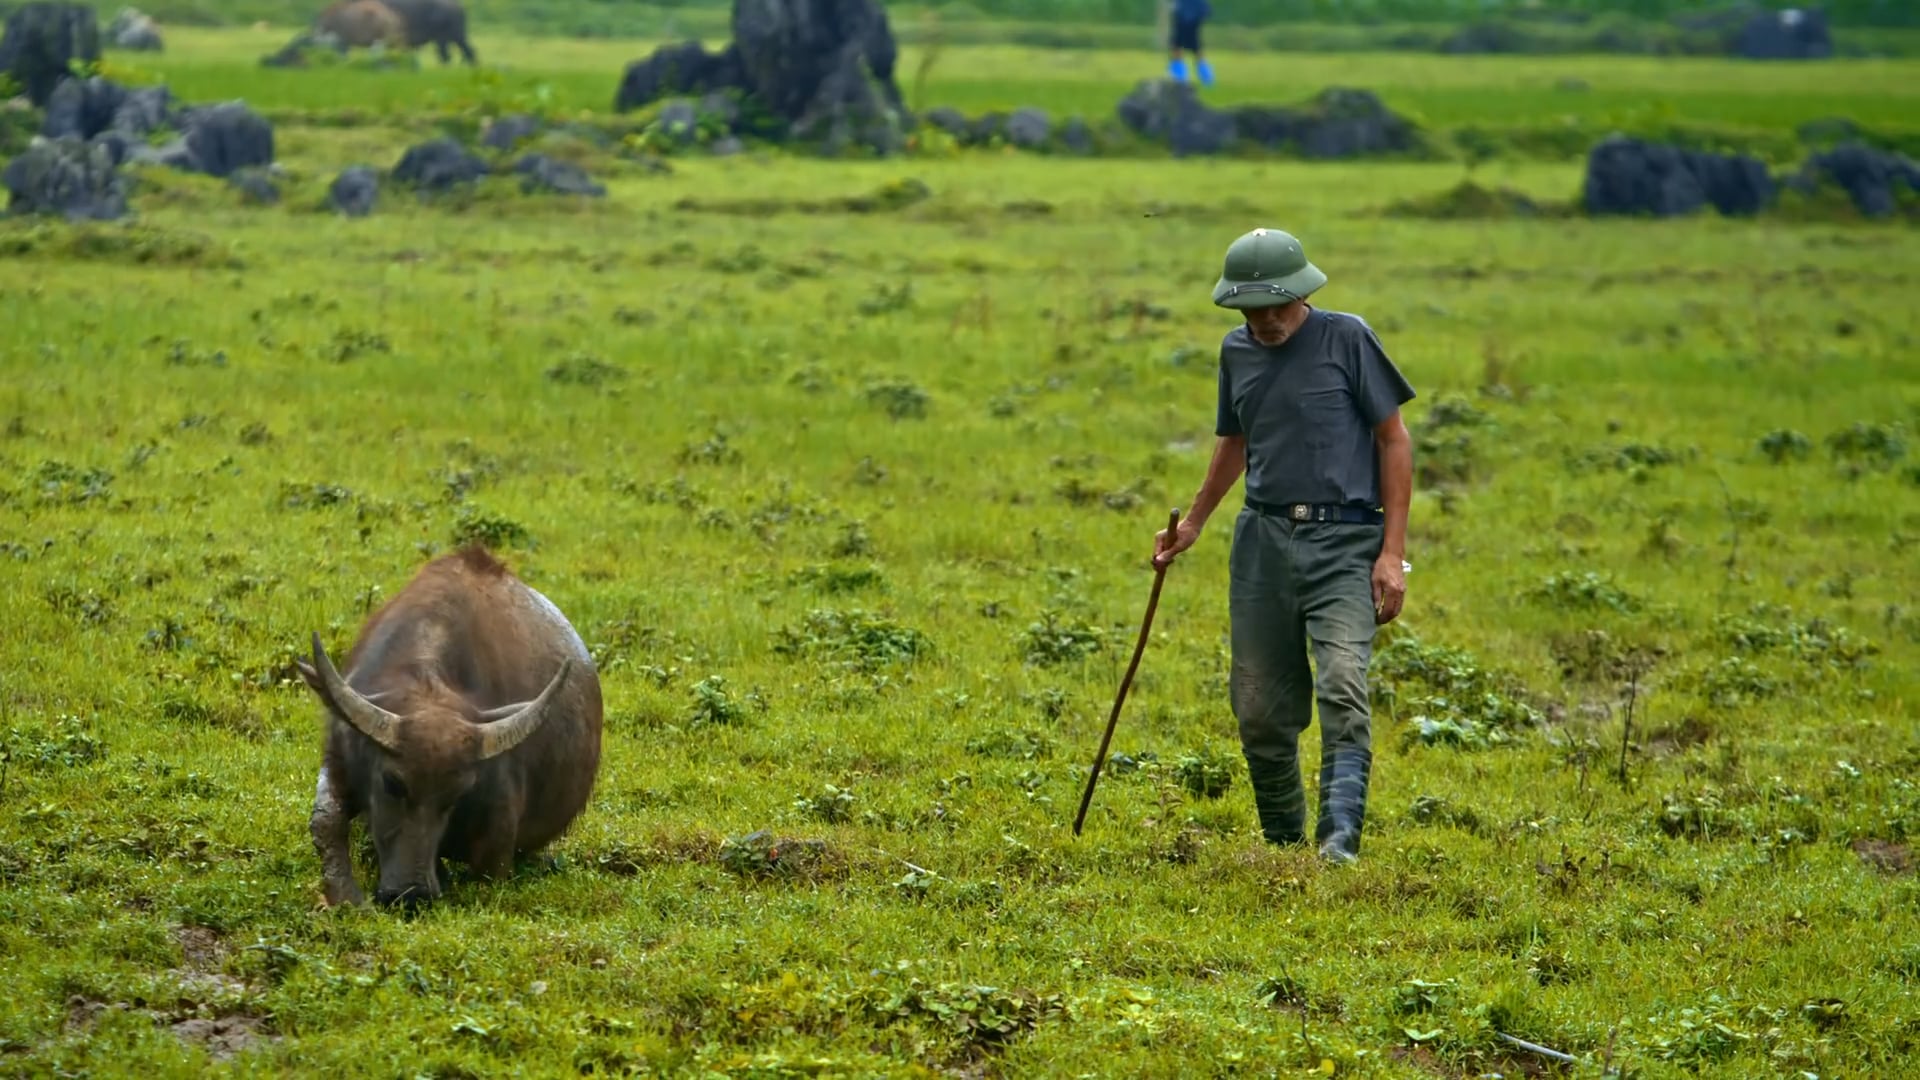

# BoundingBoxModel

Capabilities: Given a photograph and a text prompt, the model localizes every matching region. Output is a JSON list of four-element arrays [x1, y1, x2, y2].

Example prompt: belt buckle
[[1290, 504, 1309, 521]]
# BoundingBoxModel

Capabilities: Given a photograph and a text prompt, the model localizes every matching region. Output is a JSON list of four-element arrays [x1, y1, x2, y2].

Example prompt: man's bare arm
[[1371, 413, 1412, 622], [1154, 435, 1246, 567]]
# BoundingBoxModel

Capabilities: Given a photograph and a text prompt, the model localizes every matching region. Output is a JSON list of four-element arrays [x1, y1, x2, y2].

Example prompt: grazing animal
[[313, 0, 407, 50], [297, 545, 602, 908], [381, 0, 476, 65]]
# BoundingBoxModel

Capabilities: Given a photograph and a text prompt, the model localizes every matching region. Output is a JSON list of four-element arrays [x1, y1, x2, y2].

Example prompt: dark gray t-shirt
[[1214, 307, 1416, 508]]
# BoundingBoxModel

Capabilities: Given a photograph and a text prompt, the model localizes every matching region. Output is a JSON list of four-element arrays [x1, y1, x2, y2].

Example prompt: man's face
[[1243, 300, 1302, 347]]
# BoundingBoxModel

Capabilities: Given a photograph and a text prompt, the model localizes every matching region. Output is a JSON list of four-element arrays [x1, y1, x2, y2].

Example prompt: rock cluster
[[615, 0, 906, 154], [107, 7, 163, 52], [1117, 81, 1423, 159], [918, 106, 1097, 154], [0, 1, 102, 107], [1581, 135, 1772, 217], [322, 133, 611, 216], [1582, 134, 1919, 219], [4, 75, 275, 220]]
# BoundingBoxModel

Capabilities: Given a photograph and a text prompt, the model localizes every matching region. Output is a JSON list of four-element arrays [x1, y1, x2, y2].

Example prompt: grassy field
[[2, 26, 1919, 1080], [111, 27, 1920, 137]]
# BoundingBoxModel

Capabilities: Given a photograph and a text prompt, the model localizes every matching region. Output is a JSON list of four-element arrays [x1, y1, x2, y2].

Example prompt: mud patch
[[1853, 838, 1913, 876], [173, 925, 228, 969], [65, 995, 276, 1060], [172, 1014, 275, 1060]]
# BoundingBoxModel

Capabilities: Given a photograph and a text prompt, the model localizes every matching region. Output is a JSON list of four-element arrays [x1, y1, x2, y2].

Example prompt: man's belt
[[1246, 499, 1383, 525]]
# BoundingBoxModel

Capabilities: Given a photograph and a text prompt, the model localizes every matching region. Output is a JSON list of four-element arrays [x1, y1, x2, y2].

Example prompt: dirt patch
[[1645, 715, 1715, 757], [65, 996, 127, 1034], [65, 995, 275, 1060], [1852, 838, 1913, 876], [171, 1014, 276, 1060], [173, 925, 228, 969]]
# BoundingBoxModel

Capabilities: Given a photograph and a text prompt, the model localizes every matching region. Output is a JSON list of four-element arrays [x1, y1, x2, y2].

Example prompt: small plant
[[689, 675, 760, 727], [1528, 570, 1642, 613], [1757, 428, 1812, 463], [545, 353, 627, 388], [677, 430, 742, 466], [772, 608, 930, 672], [865, 378, 929, 419], [451, 505, 532, 550], [792, 784, 857, 824], [1019, 610, 1104, 666], [1173, 749, 1234, 799]]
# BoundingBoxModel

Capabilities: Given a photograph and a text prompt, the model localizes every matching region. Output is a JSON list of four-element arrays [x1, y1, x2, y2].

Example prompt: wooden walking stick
[[1073, 507, 1181, 837]]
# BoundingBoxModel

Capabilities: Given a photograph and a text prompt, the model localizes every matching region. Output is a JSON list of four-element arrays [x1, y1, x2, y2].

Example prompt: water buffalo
[[296, 545, 602, 908], [382, 0, 476, 65], [313, 0, 406, 50]]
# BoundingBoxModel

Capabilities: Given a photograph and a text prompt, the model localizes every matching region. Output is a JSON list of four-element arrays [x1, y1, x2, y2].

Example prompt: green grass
[[3, 30, 1920, 1080], [109, 27, 1920, 137]]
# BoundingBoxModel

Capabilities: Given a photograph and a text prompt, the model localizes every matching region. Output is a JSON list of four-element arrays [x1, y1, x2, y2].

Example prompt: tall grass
[[0, 31, 1917, 1080]]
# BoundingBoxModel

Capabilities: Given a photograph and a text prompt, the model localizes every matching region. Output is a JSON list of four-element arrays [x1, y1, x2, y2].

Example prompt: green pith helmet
[[1211, 228, 1327, 310]]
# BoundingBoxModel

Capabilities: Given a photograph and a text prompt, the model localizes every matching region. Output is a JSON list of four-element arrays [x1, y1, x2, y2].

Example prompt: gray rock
[[654, 98, 702, 144], [1233, 87, 1420, 159], [731, 0, 907, 154], [1582, 135, 1773, 218], [227, 165, 279, 205], [709, 135, 744, 157], [920, 106, 969, 141], [1734, 6, 1831, 60], [124, 136, 196, 171], [1060, 116, 1094, 155], [179, 102, 274, 178], [42, 77, 175, 143], [1117, 79, 1236, 157], [329, 165, 378, 216], [1, 2, 101, 107], [391, 136, 488, 192], [513, 153, 605, 197], [1120, 81, 1421, 160], [1004, 106, 1050, 150], [108, 7, 163, 52], [3, 134, 128, 219], [613, 40, 743, 114], [1786, 143, 1920, 217], [481, 113, 543, 151]]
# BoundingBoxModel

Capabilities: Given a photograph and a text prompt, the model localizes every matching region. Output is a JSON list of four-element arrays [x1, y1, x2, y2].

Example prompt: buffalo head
[[297, 632, 571, 908]]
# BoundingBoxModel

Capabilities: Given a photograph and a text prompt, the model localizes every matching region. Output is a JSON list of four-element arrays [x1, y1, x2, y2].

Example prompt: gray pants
[[1227, 507, 1381, 854]]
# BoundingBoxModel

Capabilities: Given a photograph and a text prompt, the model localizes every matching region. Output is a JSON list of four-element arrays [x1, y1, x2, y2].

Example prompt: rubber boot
[[1196, 59, 1215, 86], [1314, 746, 1372, 864], [1245, 744, 1308, 846], [1167, 57, 1188, 82]]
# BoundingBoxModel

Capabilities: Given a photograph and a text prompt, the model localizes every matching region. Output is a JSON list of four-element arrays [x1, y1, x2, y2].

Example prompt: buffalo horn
[[474, 658, 572, 761], [309, 632, 403, 751]]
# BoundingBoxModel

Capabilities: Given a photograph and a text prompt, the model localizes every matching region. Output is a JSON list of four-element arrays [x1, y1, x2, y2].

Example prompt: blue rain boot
[[1167, 57, 1188, 82], [1197, 59, 1215, 86]]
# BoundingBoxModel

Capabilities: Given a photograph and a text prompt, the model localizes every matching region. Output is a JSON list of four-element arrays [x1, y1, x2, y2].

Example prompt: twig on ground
[[1496, 1031, 1578, 1064]]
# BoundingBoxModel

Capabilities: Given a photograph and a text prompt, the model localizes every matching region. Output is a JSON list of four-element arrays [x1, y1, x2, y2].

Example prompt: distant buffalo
[[382, 0, 475, 65], [314, 0, 405, 50], [297, 545, 603, 909]]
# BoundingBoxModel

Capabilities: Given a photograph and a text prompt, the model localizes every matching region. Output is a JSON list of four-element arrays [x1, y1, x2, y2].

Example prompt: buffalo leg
[[465, 831, 517, 882], [310, 769, 366, 907], [436, 39, 450, 64], [458, 37, 476, 64]]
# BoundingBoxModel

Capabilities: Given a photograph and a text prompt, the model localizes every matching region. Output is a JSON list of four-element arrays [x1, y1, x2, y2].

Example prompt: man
[[1167, 0, 1214, 86], [1153, 227, 1415, 864]]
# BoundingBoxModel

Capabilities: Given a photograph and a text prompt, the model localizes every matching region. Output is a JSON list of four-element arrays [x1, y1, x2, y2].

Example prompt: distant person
[[1167, 0, 1213, 86]]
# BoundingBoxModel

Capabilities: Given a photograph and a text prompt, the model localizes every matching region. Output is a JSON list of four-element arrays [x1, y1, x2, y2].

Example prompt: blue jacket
[[1173, 0, 1211, 22]]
